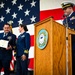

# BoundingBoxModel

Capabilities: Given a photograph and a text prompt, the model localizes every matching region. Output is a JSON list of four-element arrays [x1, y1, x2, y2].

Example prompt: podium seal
[[37, 29, 48, 49]]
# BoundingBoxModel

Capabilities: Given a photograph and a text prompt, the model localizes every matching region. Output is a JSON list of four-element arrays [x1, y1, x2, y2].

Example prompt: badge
[[7, 36, 12, 40], [37, 29, 48, 49]]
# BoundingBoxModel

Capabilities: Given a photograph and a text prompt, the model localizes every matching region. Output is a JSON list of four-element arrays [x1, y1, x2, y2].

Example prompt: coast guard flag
[[0, 0, 75, 72]]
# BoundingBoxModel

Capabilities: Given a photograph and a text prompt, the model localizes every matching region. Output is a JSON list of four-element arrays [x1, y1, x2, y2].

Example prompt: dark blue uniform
[[63, 11, 75, 51], [63, 11, 75, 75], [63, 12, 75, 29], [16, 32, 30, 75], [0, 32, 16, 75]]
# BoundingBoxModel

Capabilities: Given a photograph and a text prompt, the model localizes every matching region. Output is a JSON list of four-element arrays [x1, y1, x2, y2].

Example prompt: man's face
[[63, 7, 72, 16], [3, 24, 10, 33]]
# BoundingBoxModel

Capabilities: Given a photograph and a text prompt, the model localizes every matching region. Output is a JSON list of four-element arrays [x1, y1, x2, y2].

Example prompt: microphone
[[63, 14, 68, 18], [63, 14, 69, 28], [61, 14, 68, 25]]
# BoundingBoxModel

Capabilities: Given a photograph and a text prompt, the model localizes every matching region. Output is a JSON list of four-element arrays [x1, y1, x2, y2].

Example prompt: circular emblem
[[37, 29, 48, 49]]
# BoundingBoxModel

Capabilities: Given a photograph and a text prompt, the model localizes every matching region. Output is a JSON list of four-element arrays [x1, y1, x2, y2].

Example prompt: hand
[[6, 45, 12, 50], [21, 54, 26, 61]]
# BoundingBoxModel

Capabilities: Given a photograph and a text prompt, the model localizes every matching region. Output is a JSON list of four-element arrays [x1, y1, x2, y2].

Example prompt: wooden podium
[[34, 17, 75, 75]]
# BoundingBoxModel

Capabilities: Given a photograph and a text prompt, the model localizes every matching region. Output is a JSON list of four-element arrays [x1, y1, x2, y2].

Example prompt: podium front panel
[[34, 18, 72, 75]]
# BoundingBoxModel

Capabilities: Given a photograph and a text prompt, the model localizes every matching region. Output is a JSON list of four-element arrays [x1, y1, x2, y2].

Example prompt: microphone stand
[[65, 16, 69, 75]]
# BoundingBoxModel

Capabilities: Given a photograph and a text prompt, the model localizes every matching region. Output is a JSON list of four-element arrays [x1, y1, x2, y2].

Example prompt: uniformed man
[[61, 2, 75, 75], [0, 23, 16, 75], [16, 24, 30, 75], [61, 2, 75, 29]]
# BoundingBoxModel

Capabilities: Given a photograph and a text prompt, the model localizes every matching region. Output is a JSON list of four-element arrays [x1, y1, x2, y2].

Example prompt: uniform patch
[[7, 36, 12, 40], [70, 16, 75, 20], [24, 50, 29, 53], [21, 35, 25, 38]]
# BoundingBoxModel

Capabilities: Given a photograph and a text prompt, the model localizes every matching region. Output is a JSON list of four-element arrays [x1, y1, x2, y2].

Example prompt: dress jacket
[[16, 32, 30, 58], [0, 32, 16, 60]]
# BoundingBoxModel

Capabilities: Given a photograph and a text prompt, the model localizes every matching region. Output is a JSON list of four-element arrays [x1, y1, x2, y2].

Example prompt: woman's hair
[[20, 24, 28, 31]]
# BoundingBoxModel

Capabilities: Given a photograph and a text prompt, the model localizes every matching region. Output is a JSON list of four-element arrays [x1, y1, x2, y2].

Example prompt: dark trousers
[[72, 51, 75, 75], [0, 58, 11, 75], [71, 35, 75, 75], [16, 57, 28, 75]]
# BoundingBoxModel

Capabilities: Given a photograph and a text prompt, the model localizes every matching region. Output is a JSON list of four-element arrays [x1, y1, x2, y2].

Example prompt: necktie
[[3, 33, 6, 37]]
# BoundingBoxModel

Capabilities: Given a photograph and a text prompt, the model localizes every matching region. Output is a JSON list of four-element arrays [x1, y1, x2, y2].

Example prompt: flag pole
[[7, 20, 13, 33], [7, 20, 15, 71]]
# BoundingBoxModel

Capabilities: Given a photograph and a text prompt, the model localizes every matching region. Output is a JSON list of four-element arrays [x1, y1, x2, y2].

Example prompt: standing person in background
[[61, 2, 75, 75], [16, 24, 30, 75], [0, 23, 16, 75]]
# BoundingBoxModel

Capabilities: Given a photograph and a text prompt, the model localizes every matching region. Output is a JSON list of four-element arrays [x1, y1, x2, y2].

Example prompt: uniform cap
[[61, 2, 75, 10]]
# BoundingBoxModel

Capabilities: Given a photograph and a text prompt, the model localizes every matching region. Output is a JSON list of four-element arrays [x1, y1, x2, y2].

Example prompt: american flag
[[0, 0, 40, 29], [0, 0, 40, 71], [0, 0, 75, 73]]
